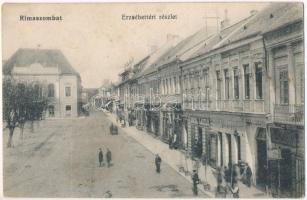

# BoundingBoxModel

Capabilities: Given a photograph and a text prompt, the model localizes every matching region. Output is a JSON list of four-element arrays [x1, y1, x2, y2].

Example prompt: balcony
[[216, 99, 265, 113], [273, 104, 304, 125]]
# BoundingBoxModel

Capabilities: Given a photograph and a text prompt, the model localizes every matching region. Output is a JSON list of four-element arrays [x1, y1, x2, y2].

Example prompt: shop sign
[[268, 148, 281, 160], [271, 128, 297, 147]]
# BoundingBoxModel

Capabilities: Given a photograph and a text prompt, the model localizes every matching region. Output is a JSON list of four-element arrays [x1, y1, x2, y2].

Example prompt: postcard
[[2, 2, 304, 198]]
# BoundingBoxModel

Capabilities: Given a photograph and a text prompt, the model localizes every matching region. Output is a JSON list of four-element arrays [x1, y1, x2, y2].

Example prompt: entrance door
[[257, 140, 267, 187], [218, 132, 223, 166], [280, 148, 292, 197], [197, 127, 203, 158], [226, 134, 232, 165]]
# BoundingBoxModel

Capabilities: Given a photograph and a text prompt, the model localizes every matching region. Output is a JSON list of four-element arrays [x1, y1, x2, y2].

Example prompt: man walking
[[192, 170, 200, 196], [155, 154, 162, 173], [106, 148, 112, 167], [98, 148, 103, 167]]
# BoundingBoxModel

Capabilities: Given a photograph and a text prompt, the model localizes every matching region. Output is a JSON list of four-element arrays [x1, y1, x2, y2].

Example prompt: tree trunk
[[36, 120, 40, 129], [7, 128, 14, 148], [19, 123, 25, 140], [30, 121, 34, 133]]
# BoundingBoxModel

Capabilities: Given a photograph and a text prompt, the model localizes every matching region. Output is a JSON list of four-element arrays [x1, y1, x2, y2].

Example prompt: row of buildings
[[111, 3, 304, 197]]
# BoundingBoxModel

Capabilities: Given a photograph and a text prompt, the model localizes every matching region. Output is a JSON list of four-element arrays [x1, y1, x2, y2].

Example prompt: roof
[[133, 36, 181, 78], [217, 3, 303, 47], [184, 14, 255, 61], [155, 26, 217, 67], [3, 48, 80, 76]]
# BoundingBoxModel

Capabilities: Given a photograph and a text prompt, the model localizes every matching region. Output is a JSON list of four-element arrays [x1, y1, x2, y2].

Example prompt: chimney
[[220, 9, 230, 30]]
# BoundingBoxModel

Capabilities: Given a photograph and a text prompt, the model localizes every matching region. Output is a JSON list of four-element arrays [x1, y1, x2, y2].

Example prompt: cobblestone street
[[3, 111, 206, 198]]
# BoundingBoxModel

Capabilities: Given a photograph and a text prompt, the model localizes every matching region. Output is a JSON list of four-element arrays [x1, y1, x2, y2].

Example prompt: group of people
[[215, 163, 253, 198], [98, 148, 112, 167]]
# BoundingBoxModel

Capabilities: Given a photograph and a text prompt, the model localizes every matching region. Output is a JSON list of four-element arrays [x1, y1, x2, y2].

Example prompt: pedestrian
[[192, 170, 200, 196], [155, 154, 162, 173], [215, 167, 228, 198], [232, 164, 240, 184], [230, 182, 240, 198], [98, 148, 103, 167], [106, 148, 112, 167], [246, 164, 252, 187]]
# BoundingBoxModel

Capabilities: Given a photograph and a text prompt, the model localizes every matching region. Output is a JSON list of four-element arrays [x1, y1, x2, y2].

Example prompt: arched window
[[48, 84, 55, 97]]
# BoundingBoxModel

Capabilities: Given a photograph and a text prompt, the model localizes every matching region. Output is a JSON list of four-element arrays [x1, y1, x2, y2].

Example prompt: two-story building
[[3, 48, 82, 118]]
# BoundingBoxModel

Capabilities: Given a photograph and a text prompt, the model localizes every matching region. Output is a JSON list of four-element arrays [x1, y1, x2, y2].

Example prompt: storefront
[[147, 110, 160, 136], [268, 125, 304, 197], [135, 103, 146, 130]]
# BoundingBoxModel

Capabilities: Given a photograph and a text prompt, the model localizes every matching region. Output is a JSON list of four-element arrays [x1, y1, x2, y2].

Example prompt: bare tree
[[3, 78, 48, 147]]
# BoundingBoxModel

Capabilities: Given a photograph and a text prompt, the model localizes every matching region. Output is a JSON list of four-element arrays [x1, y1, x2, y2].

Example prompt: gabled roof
[[217, 3, 303, 47], [183, 14, 255, 61], [155, 26, 217, 67], [134, 36, 181, 77], [3, 48, 80, 76]]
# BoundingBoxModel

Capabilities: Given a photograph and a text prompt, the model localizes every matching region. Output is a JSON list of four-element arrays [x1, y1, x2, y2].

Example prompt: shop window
[[255, 63, 263, 99], [48, 84, 55, 97], [216, 71, 222, 100], [280, 69, 289, 104], [224, 69, 230, 99], [66, 105, 71, 111], [234, 68, 240, 99], [244, 64, 250, 99], [65, 86, 71, 97]]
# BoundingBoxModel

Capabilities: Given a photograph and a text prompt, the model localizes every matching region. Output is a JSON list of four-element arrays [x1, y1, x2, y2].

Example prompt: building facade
[[3, 48, 82, 118]]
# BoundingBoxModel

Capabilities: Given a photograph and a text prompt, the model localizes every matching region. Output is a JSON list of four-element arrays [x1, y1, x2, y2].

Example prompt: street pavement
[[3, 111, 206, 198]]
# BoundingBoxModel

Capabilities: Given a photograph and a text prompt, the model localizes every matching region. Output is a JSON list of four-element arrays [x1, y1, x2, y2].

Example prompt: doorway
[[256, 139, 267, 187]]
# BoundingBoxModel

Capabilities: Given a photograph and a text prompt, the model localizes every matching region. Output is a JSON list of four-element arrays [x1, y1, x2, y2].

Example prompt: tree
[[3, 78, 48, 147]]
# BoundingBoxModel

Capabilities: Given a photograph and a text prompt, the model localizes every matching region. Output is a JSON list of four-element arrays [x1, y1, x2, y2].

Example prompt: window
[[48, 105, 55, 117], [174, 77, 177, 93], [244, 64, 250, 99], [280, 69, 289, 104], [169, 78, 172, 94], [66, 105, 71, 116], [216, 71, 222, 100], [234, 68, 240, 99], [65, 86, 71, 97], [224, 69, 230, 99], [48, 84, 55, 97], [34, 84, 42, 97], [203, 69, 209, 87], [255, 63, 263, 99]]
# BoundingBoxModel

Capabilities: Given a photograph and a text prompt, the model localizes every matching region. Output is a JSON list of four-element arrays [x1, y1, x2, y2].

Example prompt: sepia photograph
[[1, 2, 305, 198]]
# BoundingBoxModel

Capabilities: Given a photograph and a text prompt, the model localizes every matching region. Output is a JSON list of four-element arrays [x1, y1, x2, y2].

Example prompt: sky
[[2, 3, 269, 88]]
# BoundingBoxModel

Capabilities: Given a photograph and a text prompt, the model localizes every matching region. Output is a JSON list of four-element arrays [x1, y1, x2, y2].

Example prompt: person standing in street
[[98, 148, 103, 167], [192, 170, 200, 196], [230, 182, 240, 198], [246, 164, 252, 187], [155, 154, 162, 173], [106, 148, 112, 167]]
